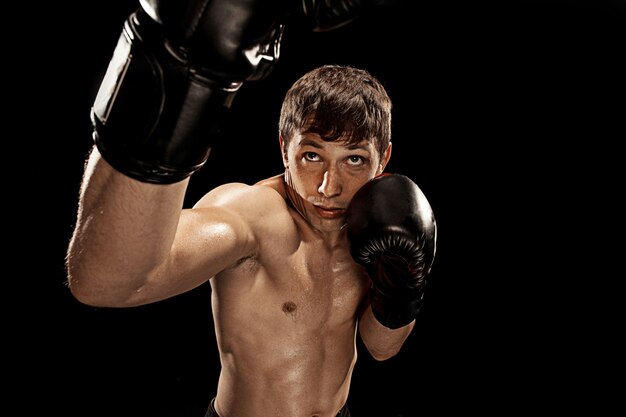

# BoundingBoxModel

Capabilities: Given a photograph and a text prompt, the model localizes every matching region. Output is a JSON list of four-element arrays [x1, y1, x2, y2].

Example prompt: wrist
[[370, 290, 424, 329]]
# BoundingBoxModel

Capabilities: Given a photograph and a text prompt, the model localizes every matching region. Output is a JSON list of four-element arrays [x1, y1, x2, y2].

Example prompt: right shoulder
[[193, 179, 286, 214], [174, 180, 291, 269], [193, 178, 293, 232], [188, 178, 296, 254]]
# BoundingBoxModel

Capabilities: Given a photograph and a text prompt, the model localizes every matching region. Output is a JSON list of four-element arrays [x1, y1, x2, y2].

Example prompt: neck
[[283, 170, 308, 222]]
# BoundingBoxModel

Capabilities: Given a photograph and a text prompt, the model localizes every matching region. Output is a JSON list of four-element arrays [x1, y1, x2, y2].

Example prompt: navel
[[282, 301, 297, 314]]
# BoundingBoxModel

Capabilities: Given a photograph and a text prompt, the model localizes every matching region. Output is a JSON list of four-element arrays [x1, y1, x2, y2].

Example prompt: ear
[[279, 135, 289, 168], [377, 142, 392, 175]]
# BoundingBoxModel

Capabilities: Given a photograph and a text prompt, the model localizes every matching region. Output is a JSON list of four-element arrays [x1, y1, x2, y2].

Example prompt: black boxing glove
[[91, 0, 287, 183], [347, 174, 437, 329], [301, 0, 364, 31], [301, 0, 403, 31]]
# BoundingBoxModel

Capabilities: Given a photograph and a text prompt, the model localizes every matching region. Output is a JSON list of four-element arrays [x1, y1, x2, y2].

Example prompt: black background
[[17, 1, 625, 416]]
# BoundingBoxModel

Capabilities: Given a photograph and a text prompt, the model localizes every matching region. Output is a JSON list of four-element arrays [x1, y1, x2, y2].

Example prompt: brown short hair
[[279, 65, 392, 157]]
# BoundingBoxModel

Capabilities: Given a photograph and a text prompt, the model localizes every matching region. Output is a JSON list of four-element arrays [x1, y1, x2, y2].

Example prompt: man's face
[[281, 131, 391, 233]]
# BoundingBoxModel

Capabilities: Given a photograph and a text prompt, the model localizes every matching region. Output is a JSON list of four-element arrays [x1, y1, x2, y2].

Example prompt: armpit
[[230, 254, 260, 273]]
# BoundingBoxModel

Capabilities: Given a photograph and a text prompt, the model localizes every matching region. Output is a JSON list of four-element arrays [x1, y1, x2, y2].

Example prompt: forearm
[[66, 147, 188, 306], [349, 174, 436, 359], [358, 305, 415, 361]]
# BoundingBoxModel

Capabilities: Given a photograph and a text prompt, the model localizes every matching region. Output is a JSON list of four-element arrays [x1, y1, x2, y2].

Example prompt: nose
[[318, 168, 342, 198]]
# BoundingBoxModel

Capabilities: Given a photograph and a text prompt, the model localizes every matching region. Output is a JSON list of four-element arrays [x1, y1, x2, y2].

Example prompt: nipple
[[282, 301, 297, 314]]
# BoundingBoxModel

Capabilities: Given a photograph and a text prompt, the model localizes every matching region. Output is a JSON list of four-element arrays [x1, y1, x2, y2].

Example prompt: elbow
[[360, 332, 401, 361], [67, 278, 103, 307], [66, 261, 136, 308], [67, 272, 121, 308], [65, 256, 93, 305], [367, 346, 400, 362]]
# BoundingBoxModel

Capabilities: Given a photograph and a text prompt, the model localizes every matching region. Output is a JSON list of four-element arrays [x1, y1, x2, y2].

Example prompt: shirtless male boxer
[[66, 1, 437, 416]]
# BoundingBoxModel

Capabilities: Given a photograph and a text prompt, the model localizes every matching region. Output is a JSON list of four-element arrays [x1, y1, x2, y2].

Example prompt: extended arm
[[66, 0, 287, 307]]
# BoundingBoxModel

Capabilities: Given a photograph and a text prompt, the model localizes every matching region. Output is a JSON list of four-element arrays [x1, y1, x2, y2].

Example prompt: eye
[[346, 155, 364, 166], [304, 152, 320, 161]]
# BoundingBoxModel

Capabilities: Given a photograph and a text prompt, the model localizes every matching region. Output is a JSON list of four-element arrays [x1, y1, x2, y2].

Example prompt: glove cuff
[[370, 291, 424, 329]]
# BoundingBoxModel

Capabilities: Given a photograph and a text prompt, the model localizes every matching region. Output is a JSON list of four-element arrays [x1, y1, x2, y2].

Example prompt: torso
[[208, 175, 371, 417]]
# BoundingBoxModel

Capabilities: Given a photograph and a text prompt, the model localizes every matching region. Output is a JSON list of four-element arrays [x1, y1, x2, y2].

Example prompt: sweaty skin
[[67, 132, 414, 417], [207, 175, 369, 416]]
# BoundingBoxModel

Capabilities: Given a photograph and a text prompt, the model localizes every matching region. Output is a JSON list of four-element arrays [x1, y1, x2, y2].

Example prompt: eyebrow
[[299, 138, 323, 149], [299, 138, 370, 152]]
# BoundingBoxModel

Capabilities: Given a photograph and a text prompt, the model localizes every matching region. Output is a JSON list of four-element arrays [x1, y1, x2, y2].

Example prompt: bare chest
[[261, 241, 370, 326]]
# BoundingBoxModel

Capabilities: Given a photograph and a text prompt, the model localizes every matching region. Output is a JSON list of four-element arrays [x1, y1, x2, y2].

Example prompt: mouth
[[313, 205, 346, 219]]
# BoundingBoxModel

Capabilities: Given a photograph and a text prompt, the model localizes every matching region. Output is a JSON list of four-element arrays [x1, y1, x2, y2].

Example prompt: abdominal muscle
[[209, 255, 367, 417], [214, 321, 357, 417]]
